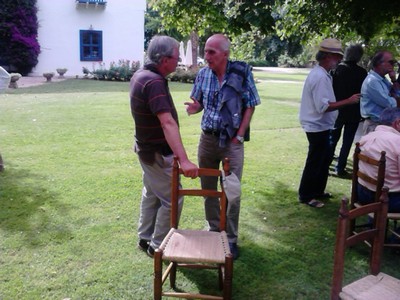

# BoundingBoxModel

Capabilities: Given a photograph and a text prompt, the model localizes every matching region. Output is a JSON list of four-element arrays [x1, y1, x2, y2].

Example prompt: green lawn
[[0, 75, 398, 300]]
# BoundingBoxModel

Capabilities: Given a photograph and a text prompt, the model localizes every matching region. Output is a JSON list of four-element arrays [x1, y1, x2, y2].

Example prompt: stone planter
[[56, 68, 68, 77], [9, 73, 21, 88], [43, 72, 55, 82]]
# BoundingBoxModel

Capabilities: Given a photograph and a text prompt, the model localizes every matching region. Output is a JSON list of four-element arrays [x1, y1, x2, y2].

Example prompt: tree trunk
[[190, 31, 199, 69]]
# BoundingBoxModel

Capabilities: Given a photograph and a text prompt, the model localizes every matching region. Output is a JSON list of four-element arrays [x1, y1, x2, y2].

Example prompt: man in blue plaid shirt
[[185, 33, 261, 260]]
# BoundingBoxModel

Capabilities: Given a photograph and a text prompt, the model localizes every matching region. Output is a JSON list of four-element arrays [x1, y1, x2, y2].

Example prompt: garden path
[[15, 75, 70, 88]]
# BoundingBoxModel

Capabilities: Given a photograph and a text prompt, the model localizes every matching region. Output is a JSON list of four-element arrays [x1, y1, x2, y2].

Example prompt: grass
[[1, 73, 399, 300]]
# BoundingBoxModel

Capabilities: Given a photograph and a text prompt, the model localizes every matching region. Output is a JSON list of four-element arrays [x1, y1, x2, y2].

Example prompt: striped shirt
[[130, 64, 177, 160]]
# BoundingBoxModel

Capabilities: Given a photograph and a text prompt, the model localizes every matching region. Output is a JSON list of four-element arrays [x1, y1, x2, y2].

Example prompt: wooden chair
[[385, 212, 400, 249], [153, 157, 233, 300], [350, 142, 386, 234], [351, 142, 400, 248], [331, 187, 400, 300]]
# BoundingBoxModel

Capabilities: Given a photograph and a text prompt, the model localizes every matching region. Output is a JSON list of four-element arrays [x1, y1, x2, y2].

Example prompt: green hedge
[[83, 60, 140, 81]]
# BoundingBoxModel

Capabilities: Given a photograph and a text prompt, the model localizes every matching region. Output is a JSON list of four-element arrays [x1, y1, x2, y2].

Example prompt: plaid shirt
[[190, 61, 261, 131]]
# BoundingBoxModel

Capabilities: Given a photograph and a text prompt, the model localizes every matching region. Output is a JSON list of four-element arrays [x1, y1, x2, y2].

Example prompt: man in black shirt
[[330, 44, 367, 177]]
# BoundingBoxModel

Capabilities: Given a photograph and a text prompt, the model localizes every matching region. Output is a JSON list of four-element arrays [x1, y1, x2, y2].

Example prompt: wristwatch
[[236, 135, 244, 143]]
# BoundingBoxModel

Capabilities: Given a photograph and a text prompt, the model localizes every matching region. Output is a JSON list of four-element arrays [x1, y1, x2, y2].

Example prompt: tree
[[150, 0, 400, 48], [0, 0, 40, 75], [149, 0, 230, 67], [275, 0, 400, 44], [149, 0, 301, 65], [144, 5, 184, 50]]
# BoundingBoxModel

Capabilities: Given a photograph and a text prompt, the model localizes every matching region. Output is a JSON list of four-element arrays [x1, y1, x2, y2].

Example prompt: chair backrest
[[170, 157, 229, 230], [351, 142, 386, 206], [331, 187, 389, 300]]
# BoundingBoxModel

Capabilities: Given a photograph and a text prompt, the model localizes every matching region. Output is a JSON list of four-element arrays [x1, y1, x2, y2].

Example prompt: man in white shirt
[[298, 38, 360, 208]]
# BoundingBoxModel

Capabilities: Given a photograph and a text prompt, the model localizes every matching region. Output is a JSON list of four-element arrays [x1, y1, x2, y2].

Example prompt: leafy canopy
[[150, 0, 400, 48]]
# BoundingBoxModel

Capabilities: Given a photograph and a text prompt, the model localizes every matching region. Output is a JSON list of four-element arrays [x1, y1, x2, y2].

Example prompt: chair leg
[[170, 262, 177, 289], [223, 255, 233, 300], [154, 250, 162, 300], [219, 266, 223, 290], [385, 219, 390, 243]]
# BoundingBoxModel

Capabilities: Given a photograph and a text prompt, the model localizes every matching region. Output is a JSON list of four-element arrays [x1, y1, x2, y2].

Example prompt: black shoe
[[138, 239, 149, 252], [147, 245, 155, 258], [335, 170, 352, 179], [315, 192, 333, 199], [229, 242, 239, 260]]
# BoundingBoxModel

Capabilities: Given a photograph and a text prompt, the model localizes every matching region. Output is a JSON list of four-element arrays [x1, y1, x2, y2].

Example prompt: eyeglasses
[[387, 60, 398, 66]]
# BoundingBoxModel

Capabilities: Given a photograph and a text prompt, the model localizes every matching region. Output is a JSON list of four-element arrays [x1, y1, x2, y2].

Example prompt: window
[[80, 30, 103, 61], [76, 0, 107, 4]]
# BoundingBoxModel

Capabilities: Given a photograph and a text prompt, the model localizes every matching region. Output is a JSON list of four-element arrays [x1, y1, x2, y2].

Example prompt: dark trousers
[[358, 183, 400, 213], [299, 130, 331, 202], [330, 120, 359, 173]]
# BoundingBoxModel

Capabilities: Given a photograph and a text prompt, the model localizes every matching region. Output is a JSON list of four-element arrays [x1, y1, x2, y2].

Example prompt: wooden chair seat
[[340, 272, 400, 300], [331, 187, 400, 299], [160, 228, 230, 263], [153, 157, 233, 300]]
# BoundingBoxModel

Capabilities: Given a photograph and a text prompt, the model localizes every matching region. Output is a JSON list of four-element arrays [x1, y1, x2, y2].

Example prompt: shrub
[[248, 60, 272, 67], [84, 60, 140, 81], [0, 0, 40, 75], [168, 68, 198, 83]]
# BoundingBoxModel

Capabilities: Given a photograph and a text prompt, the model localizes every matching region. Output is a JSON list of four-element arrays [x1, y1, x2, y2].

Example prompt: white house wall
[[32, 0, 145, 77]]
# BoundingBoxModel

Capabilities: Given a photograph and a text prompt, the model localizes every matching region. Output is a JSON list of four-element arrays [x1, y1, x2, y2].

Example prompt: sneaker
[[147, 245, 155, 258], [229, 242, 239, 260], [137, 239, 149, 252]]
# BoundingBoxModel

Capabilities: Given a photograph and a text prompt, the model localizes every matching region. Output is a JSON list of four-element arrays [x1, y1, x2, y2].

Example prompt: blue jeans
[[357, 183, 400, 213], [299, 130, 331, 201]]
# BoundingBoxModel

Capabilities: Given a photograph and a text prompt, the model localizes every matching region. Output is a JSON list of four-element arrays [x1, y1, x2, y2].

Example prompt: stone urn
[[43, 72, 55, 82], [9, 73, 22, 88], [56, 68, 68, 77]]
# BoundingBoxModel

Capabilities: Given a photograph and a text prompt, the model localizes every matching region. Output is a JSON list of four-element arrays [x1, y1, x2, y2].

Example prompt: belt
[[203, 129, 220, 136]]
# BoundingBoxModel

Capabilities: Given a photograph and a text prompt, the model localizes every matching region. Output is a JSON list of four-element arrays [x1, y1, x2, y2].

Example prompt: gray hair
[[370, 50, 391, 68], [146, 35, 179, 65], [208, 34, 231, 52], [379, 107, 400, 125], [344, 44, 363, 63], [218, 34, 230, 52]]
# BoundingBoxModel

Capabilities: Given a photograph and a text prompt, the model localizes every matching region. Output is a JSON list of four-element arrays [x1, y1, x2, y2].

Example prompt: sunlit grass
[[0, 73, 399, 299]]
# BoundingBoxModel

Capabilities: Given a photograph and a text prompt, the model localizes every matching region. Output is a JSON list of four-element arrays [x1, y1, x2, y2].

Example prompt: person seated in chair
[[357, 107, 400, 212]]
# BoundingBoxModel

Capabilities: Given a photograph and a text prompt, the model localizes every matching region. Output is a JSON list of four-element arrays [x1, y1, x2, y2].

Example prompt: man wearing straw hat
[[298, 38, 361, 208]]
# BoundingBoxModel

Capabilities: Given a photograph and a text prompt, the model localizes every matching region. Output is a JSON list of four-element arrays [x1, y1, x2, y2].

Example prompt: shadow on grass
[[158, 181, 337, 299], [172, 181, 338, 298], [0, 163, 73, 247], [147, 181, 400, 299]]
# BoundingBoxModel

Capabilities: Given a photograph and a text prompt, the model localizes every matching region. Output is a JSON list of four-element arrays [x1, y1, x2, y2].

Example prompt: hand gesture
[[184, 99, 201, 115], [348, 93, 361, 104]]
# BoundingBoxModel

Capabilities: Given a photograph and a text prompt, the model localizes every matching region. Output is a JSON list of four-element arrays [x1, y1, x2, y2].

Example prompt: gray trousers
[[198, 133, 244, 243], [137, 153, 182, 249]]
